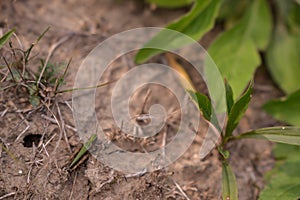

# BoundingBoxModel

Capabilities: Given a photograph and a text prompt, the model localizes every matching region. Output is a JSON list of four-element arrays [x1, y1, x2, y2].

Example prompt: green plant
[[0, 27, 64, 106], [146, 0, 193, 8], [259, 144, 300, 199], [188, 80, 300, 199], [137, 0, 300, 99], [259, 90, 300, 199], [1, 27, 113, 107], [134, 1, 300, 197], [0, 29, 15, 49]]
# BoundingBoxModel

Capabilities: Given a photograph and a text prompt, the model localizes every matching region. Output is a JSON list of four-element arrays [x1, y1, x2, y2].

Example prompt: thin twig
[[55, 101, 71, 153], [15, 125, 30, 142], [41, 114, 77, 132], [44, 133, 56, 147], [25, 26, 50, 63], [42, 143, 50, 157], [2, 56, 15, 82], [43, 102, 62, 156], [140, 89, 151, 114], [12, 32, 27, 77], [54, 57, 72, 93], [0, 69, 10, 82], [173, 179, 191, 200], [27, 164, 33, 184], [162, 126, 167, 159], [56, 80, 115, 94], [12, 32, 23, 52], [0, 192, 16, 200], [69, 171, 78, 200], [0, 83, 17, 91], [125, 168, 147, 178], [0, 108, 8, 117], [64, 101, 73, 112]]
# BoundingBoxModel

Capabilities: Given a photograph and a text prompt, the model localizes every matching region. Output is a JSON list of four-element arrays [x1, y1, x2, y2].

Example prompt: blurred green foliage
[[139, 1, 300, 199], [138, 0, 300, 98]]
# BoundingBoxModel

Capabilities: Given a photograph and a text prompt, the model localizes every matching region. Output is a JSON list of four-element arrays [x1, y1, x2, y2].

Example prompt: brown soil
[[0, 0, 283, 199]]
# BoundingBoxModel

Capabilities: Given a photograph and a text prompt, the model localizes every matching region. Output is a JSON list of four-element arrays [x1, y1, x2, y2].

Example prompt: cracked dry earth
[[0, 0, 283, 199]]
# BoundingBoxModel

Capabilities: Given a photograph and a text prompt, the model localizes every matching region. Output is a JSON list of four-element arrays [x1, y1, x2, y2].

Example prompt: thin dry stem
[[36, 34, 72, 87], [173, 179, 191, 200], [55, 101, 72, 153]]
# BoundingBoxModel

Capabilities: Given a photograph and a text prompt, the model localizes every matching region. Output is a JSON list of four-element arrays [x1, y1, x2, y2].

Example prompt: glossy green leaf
[[225, 80, 234, 113], [266, 27, 300, 94], [188, 90, 221, 131], [208, 0, 271, 98], [235, 127, 300, 145], [259, 144, 300, 200], [264, 90, 300, 126], [222, 162, 238, 200], [225, 81, 253, 138], [146, 0, 193, 8], [0, 29, 15, 49], [135, 0, 221, 63]]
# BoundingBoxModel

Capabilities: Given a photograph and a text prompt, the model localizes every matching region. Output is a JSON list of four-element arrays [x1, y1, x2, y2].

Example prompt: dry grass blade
[[54, 57, 72, 93], [0, 192, 16, 200], [24, 26, 50, 63], [173, 179, 191, 200], [2, 56, 16, 82], [56, 80, 116, 94], [36, 34, 72, 88]]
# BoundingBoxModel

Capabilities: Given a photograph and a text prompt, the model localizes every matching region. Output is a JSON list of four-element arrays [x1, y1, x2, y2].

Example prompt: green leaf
[[287, 2, 300, 34], [208, 23, 259, 98], [218, 146, 230, 159], [248, 0, 272, 50], [208, 0, 271, 98], [266, 27, 300, 94], [276, 0, 300, 34], [235, 126, 300, 145], [225, 81, 253, 138], [29, 95, 40, 107], [0, 29, 15, 49], [225, 80, 234, 113], [135, 0, 221, 63], [188, 90, 221, 131], [70, 134, 97, 168], [259, 144, 300, 200], [146, 0, 194, 8], [189, 91, 211, 121], [222, 162, 238, 200], [273, 143, 300, 160], [218, 0, 249, 28], [264, 90, 300, 126]]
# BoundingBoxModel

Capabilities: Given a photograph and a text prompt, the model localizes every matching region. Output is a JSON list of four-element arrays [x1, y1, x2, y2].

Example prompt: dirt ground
[[0, 0, 284, 199]]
